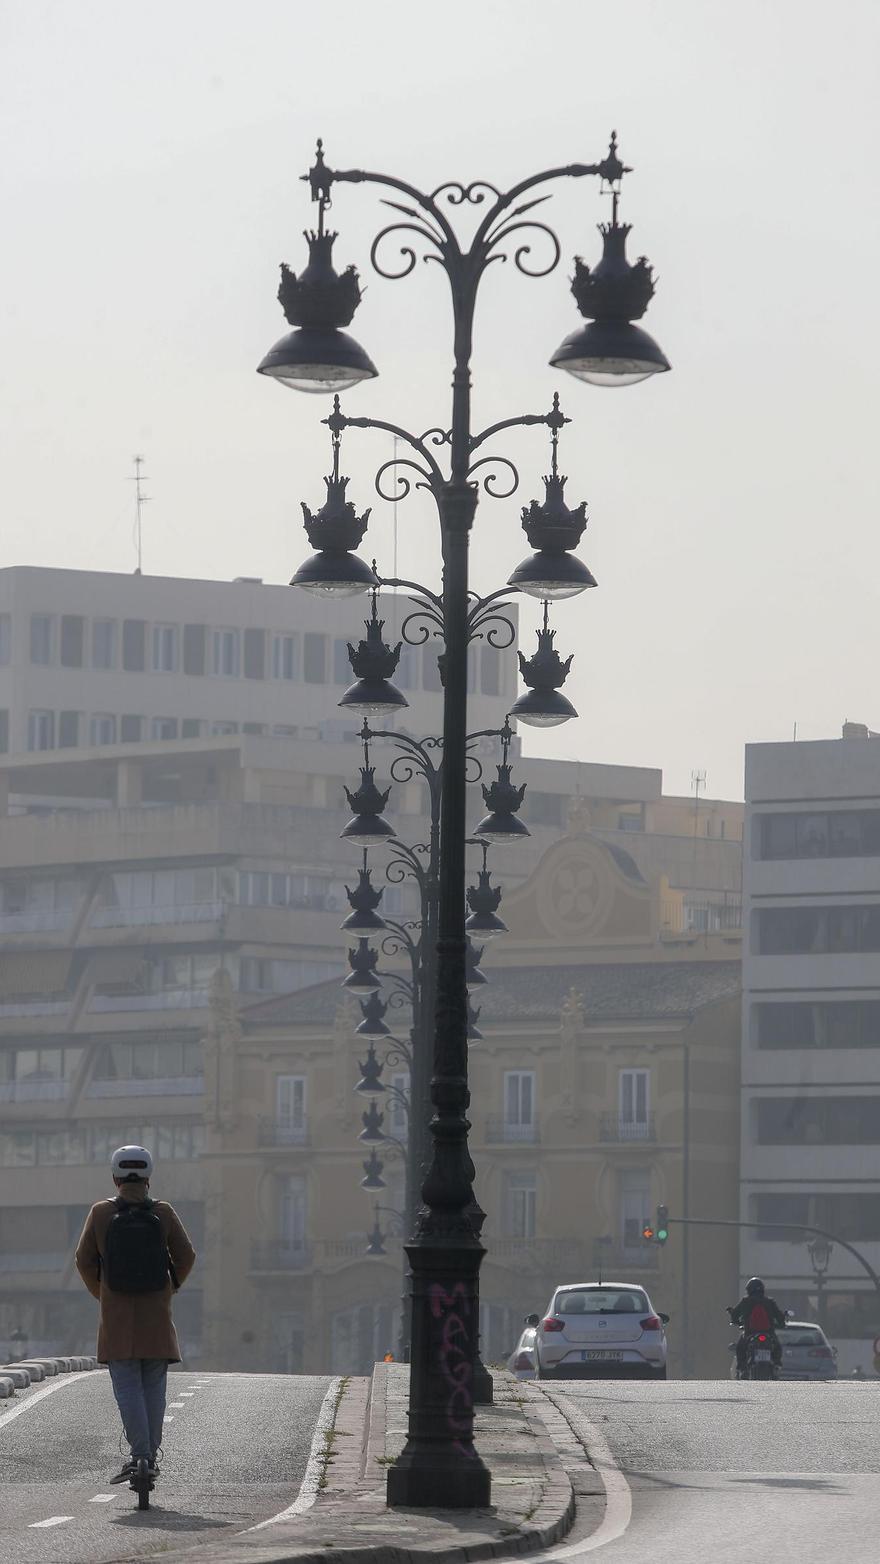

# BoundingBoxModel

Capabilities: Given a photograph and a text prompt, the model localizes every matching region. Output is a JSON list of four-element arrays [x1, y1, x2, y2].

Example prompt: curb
[[0, 1376, 13, 1399], [0, 1355, 100, 1393]]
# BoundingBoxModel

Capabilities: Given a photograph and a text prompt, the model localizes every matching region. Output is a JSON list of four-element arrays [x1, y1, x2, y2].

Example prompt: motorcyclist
[[728, 1277, 786, 1377]]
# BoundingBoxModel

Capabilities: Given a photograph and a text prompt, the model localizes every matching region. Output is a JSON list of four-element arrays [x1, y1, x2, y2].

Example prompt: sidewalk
[[162, 1364, 604, 1564]]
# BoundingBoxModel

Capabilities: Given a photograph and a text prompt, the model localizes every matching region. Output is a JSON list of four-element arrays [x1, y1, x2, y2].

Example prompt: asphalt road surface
[[542, 1378, 880, 1563], [0, 1367, 331, 1564]]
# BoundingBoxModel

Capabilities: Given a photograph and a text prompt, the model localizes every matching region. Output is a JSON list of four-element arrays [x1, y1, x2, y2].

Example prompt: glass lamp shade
[[509, 688, 578, 727], [291, 551, 377, 598], [361, 1160, 386, 1192], [508, 551, 597, 601], [338, 678, 408, 715], [464, 910, 508, 939], [343, 970, 382, 993], [473, 809, 531, 843], [551, 319, 670, 387], [365, 1228, 387, 1257], [340, 906, 387, 935], [340, 815, 397, 848], [257, 327, 378, 394]]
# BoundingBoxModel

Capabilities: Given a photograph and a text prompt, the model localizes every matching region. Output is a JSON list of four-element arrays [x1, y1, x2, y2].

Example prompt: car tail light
[[757, 1334, 768, 1343], [808, 1347, 832, 1358], [513, 1352, 533, 1370], [542, 1317, 565, 1333], [640, 1315, 662, 1332]]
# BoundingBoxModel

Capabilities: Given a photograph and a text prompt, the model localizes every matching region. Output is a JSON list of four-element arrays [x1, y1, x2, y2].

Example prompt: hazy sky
[[2, 0, 879, 800]]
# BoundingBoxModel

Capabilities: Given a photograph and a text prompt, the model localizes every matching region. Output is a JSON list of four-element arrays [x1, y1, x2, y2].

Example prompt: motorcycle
[[727, 1306, 782, 1381]]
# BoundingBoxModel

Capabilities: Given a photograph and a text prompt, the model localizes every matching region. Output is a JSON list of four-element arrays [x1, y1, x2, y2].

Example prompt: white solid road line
[[28, 1517, 73, 1529], [528, 1389, 633, 1560], [247, 1376, 341, 1530], [0, 1371, 93, 1433]]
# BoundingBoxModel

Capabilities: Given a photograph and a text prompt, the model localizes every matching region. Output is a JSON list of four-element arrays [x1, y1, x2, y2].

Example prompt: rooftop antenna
[[691, 768, 706, 916], [130, 455, 150, 574]]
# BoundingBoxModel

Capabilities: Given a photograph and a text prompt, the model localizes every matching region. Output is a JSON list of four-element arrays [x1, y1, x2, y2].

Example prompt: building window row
[[0, 1120, 205, 1169], [750, 1191, 880, 1243], [92, 1038, 203, 1083], [0, 1046, 84, 1088], [239, 957, 344, 995], [758, 808, 880, 862], [20, 613, 509, 695], [754, 999, 880, 1050], [756, 904, 880, 956], [754, 1094, 880, 1146]]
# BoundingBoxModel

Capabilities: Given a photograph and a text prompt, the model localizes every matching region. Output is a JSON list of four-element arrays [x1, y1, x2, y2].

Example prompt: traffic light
[[641, 1222, 655, 1242], [656, 1204, 669, 1244]]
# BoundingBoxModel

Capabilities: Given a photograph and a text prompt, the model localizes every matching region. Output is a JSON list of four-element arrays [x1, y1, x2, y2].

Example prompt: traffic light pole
[[662, 1216, 880, 1302]]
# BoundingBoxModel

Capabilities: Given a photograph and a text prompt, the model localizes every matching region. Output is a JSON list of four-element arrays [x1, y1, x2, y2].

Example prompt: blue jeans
[[108, 1359, 168, 1460]]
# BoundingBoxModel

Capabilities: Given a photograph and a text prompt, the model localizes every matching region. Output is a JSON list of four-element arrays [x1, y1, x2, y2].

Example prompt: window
[[27, 710, 54, 751], [755, 1095, 880, 1146], [0, 614, 10, 665], [151, 717, 178, 741], [122, 619, 146, 671], [752, 1192, 880, 1243], [120, 715, 143, 743], [183, 623, 206, 675], [422, 642, 442, 692], [272, 634, 298, 681], [211, 720, 238, 736], [503, 1071, 536, 1141], [618, 1069, 650, 1138], [620, 1169, 651, 1253], [152, 624, 178, 673], [279, 1174, 307, 1249], [60, 615, 84, 668], [243, 628, 266, 680], [212, 628, 240, 677], [94, 1038, 202, 1082], [756, 1000, 880, 1050], [243, 722, 266, 735], [303, 632, 326, 684], [92, 619, 116, 669], [757, 905, 880, 956], [333, 638, 352, 685], [30, 614, 54, 665], [505, 1172, 537, 1238], [276, 1075, 307, 1142], [89, 713, 116, 746], [760, 809, 880, 861], [181, 718, 203, 739], [58, 711, 80, 749], [480, 644, 500, 695]]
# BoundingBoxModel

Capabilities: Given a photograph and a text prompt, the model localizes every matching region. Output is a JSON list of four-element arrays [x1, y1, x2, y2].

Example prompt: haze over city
[[3, 0, 879, 799]]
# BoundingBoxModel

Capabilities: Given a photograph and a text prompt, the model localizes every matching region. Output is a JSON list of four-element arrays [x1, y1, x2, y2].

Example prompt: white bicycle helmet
[[111, 1144, 154, 1181]]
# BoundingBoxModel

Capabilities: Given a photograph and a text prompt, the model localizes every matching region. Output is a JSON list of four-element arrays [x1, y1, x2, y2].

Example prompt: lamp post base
[[387, 1232, 491, 1510], [472, 1355, 494, 1405]]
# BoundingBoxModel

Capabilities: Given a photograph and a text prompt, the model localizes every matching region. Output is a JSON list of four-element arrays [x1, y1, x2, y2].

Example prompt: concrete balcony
[[89, 989, 211, 1014], [739, 1233, 880, 1285], [599, 1113, 656, 1143], [89, 902, 226, 929], [249, 1240, 311, 1274], [0, 910, 72, 934], [745, 953, 880, 993], [745, 1143, 880, 1181], [0, 1079, 69, 1104], [484, 1117, 540, 1145], [257, 1119, 310, 1148]]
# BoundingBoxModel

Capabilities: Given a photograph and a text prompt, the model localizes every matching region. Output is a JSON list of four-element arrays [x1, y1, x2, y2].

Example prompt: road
[[0, 1367, 331, 1564], [541, 1378, 880, 1563]]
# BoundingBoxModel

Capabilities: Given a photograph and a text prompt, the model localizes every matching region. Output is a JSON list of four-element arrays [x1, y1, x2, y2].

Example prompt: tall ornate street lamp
[[259, 132, 668, 1509]]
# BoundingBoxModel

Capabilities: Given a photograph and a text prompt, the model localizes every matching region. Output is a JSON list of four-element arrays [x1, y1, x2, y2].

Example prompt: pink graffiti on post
[[430, 1280, 476, 1456]]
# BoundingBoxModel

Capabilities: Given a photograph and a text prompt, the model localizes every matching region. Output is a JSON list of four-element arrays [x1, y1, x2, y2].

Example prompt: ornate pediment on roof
[[501, 832, 651, 946]]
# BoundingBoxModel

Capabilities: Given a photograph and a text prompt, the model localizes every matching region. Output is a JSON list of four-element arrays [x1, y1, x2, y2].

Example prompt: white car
[[532, 1282, 669, 1380], [507, 1322, 538, 1380]]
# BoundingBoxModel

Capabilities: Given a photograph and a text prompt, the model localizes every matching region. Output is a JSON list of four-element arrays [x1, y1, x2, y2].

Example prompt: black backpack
[[103, 1197, 171, 1294]]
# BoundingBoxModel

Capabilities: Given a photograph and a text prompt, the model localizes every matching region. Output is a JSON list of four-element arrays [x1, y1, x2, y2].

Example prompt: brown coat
[[75, 1184, 196, 1363]]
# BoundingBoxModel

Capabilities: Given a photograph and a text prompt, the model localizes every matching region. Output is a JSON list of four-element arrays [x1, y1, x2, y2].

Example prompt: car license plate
[[582, 1350, 622, 1361], [754, 1350, 771, 1362]]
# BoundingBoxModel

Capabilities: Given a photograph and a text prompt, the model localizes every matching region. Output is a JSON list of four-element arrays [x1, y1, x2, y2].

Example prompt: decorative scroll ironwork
[[370, 215, 446, 279], [430, 180, 502, 207], [466, 453, 520, 500]]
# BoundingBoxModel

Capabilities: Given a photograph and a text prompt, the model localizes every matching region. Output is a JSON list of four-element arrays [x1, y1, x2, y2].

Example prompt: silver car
[[506, 1321, 538, 1380], [776, 1321, 838, 1381], [533, 1282, 669, 1380]]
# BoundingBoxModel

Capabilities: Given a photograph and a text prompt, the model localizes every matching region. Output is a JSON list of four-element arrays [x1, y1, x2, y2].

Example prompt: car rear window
[[777, 1326, 825, 1347], [554, 1288, 649, 1315]]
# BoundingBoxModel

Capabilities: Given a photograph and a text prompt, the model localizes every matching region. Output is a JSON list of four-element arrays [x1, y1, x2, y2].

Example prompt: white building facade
[[741, 732, 880, 1372]]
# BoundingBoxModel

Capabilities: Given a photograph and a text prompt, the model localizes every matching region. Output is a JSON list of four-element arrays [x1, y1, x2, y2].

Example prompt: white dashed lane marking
[[168, 1401, 185, 1408], [29, 1517, 73, 1528], [89, 1495, 116, 1504], [180, 1392, 195, 1398]]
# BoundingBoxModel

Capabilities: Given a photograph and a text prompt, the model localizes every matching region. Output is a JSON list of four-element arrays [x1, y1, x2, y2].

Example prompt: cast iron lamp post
[[259, 132, 668, 1510]]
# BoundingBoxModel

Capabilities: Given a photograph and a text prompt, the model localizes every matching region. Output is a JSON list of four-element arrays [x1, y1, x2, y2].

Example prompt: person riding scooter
[[728, 1277, 786, 1377]]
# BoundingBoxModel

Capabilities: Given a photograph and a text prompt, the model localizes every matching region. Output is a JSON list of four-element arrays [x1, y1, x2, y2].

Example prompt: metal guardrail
[[249, 1240, 312, 1272], [484, 1117, 540, 1145], [599, 1113, 656, 1143], [257, 1119, 310, 1148]]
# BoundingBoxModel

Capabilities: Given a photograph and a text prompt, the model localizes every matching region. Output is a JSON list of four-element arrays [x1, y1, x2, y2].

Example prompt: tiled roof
[[242, 959, 740, 1030]]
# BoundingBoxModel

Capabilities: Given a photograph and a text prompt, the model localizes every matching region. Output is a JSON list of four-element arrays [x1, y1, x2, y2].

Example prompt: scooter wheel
[[135, 1456, 151, 1510]]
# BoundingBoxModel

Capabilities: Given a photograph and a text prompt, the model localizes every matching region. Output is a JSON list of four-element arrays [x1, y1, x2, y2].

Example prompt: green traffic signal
[[656, 1204, 669, 1244]]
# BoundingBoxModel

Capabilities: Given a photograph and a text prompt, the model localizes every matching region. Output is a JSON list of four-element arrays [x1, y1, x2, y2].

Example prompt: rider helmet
[[745, 1276, 765, 1296], [111, 1144, 154, 1182]]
